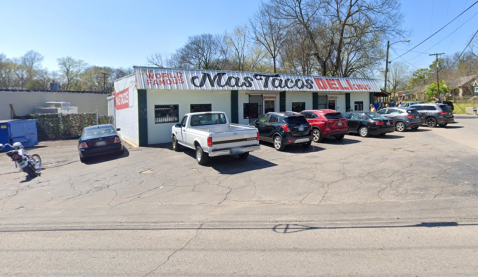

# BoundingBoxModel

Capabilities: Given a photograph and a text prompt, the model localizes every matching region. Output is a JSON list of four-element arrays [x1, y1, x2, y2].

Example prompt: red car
[[300, 109, 349, 142]]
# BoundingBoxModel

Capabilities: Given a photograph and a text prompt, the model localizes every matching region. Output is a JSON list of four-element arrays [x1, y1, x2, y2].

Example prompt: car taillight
[[406, 114, 414, 119], [256, 132, 259, 141], [114, 137, 121, 143], [439, 111, 447, 115], [376, 121, 384, 125], [207, 137, 212, 147], [281, 125, 291, 132], [80, 142, 88, 149]]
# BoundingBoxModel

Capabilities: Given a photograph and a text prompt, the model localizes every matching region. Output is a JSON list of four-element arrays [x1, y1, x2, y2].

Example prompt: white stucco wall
[[0, 90, 108, 120], [286, 91, 313, 111], [350, 92, 371, 112], [146, 89, 231, 144], [114, 75, 139, 146]]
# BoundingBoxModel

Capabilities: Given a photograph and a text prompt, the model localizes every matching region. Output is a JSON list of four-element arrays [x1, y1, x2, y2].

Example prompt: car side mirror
[[116, 128, 121, 131], [174, 123, 181, 128]]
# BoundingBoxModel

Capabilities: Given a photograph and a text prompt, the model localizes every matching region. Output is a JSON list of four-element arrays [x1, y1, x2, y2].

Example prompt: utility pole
[[384, 41, 390, 93], [429, 53, 444, 101], [101, 72, 108, 93]]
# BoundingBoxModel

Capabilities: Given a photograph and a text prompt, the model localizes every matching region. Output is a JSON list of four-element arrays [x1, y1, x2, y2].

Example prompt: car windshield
[[324, 112, 345, 119], [284, 116, 308, 124], [365, 112, 387, 120], [82, 126, 116, 139], [190, 113, 227, 126]]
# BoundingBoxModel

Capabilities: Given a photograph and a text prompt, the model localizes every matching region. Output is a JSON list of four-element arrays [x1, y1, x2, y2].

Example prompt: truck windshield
[[190, 113, 227, 126]]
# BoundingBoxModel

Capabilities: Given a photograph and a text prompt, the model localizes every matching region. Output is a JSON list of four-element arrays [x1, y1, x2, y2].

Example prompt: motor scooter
[[0, 142, 42, 177]]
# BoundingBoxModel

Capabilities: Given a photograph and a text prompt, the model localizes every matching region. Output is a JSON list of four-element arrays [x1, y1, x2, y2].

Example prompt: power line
[[451, 29, 478, 67], [409, 9, 478, 61], [391, 0, 478, 62]]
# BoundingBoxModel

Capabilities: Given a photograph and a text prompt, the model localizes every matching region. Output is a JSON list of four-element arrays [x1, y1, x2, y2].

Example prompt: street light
[[384, 40, 410, 93]]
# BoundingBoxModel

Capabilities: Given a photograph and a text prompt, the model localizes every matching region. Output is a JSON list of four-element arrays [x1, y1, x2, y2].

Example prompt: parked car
[[377, 107, 422, 132], [405, 101, 425, 107], [300, 109, 349, 142], [344, 112, 395, 137], [253, 112, 312, 151], [409, 103, 455, 127], [171, 112, 260, 165], [78, 124, 124, 162], [435, 100, 455, 111]]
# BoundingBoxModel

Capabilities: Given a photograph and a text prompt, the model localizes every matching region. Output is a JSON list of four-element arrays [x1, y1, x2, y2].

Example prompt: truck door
[[177, 115, 189, 147]]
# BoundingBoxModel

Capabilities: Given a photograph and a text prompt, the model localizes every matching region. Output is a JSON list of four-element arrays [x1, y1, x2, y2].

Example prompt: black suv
[[409, 103, 455, 127], [435, 100, 454, 111], [253, 112, 312, 151]]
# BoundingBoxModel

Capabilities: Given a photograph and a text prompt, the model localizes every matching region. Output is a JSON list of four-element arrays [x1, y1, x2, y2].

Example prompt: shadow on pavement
[[82, 148, 130, 165]]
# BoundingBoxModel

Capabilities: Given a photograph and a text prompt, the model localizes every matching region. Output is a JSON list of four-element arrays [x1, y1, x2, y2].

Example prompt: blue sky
[[1, 0, 477, 74]]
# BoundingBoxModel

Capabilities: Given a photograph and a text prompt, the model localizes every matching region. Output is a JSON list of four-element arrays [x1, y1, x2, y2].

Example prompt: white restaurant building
[[113, 67, 381, 146]]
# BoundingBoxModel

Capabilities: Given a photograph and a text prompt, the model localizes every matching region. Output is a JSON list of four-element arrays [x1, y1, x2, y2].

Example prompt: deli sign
[[135, 68, 380, 92]]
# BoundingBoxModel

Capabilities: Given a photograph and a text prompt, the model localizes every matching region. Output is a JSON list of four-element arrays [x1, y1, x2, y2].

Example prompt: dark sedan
[[253, 112, 312, 151], [377, 107, 422, 132], [344, 112, 395, 137], [78, 124, 124, 162]]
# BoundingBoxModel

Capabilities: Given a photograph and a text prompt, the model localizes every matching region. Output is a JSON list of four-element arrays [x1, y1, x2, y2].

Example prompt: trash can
[[0, 119, 38, 152]]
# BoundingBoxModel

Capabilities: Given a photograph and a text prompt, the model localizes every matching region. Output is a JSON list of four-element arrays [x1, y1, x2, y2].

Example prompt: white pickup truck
[[171, 112, 260, 165]]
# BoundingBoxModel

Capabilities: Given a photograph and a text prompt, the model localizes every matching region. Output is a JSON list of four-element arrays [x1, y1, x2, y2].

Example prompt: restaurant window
[[354, 101, 363, 111], [292, 102, 305, 112], [155, 105, 179, 123], [243, 103, 259, 119], [190, 104, 211, 113]]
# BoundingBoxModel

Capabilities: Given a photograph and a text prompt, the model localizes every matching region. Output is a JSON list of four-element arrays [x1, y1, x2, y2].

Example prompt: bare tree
[[250, 2, 288, 73], [224, 25, 249, 71], [387, 61, 410, 93], [147, 53, 168, 68], [269, 0, 405, 76], [57, 56, 88, 91], [172, 34, 223, 70]]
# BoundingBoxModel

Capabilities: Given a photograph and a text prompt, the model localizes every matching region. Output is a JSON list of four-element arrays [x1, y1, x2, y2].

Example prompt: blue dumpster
[[0, 119, 39, 152]]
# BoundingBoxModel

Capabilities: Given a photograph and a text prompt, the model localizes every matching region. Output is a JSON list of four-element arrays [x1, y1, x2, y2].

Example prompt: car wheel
[[411, 126, 419, 130], [238, 152, 249, 159], [172, 136, 181, 152], [439, 123, 448, 127], [302, 141, 311, 147], [334, 135, 345, 141], [195, 145, 209, 165], [395, 121, 406, 132], [426, 117, 437, 127], [312, 128, 322, 142], [273, 135, 285, 151], [359, 126, 369, 137]]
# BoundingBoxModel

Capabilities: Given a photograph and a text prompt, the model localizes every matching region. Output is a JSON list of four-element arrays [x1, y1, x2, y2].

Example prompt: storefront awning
[[133, 67, 381, 93]]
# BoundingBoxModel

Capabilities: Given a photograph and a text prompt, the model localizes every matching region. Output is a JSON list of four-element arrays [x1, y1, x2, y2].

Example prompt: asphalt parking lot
[[1, 115, 478, 276]]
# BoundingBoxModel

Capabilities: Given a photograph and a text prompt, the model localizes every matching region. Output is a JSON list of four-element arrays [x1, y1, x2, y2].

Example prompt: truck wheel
[[312, 128, 322, 142], [196, 145, 209, 165], [238, 152, 249, 159], [273, 135, 285, 151], [172, 136, 181, 152]]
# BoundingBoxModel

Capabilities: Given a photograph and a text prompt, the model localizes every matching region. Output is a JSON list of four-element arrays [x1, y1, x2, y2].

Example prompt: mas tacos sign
[[135, 68, 380, 92]]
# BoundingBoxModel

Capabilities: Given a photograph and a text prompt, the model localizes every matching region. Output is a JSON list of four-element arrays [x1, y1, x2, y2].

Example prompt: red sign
[[115, 88, 129, 110], [314, 78, 371, 91], [143, 71, 185, 86]]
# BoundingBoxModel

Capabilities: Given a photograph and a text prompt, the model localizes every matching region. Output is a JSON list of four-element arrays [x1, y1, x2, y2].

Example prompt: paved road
[[1, 115, 478, 276]]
